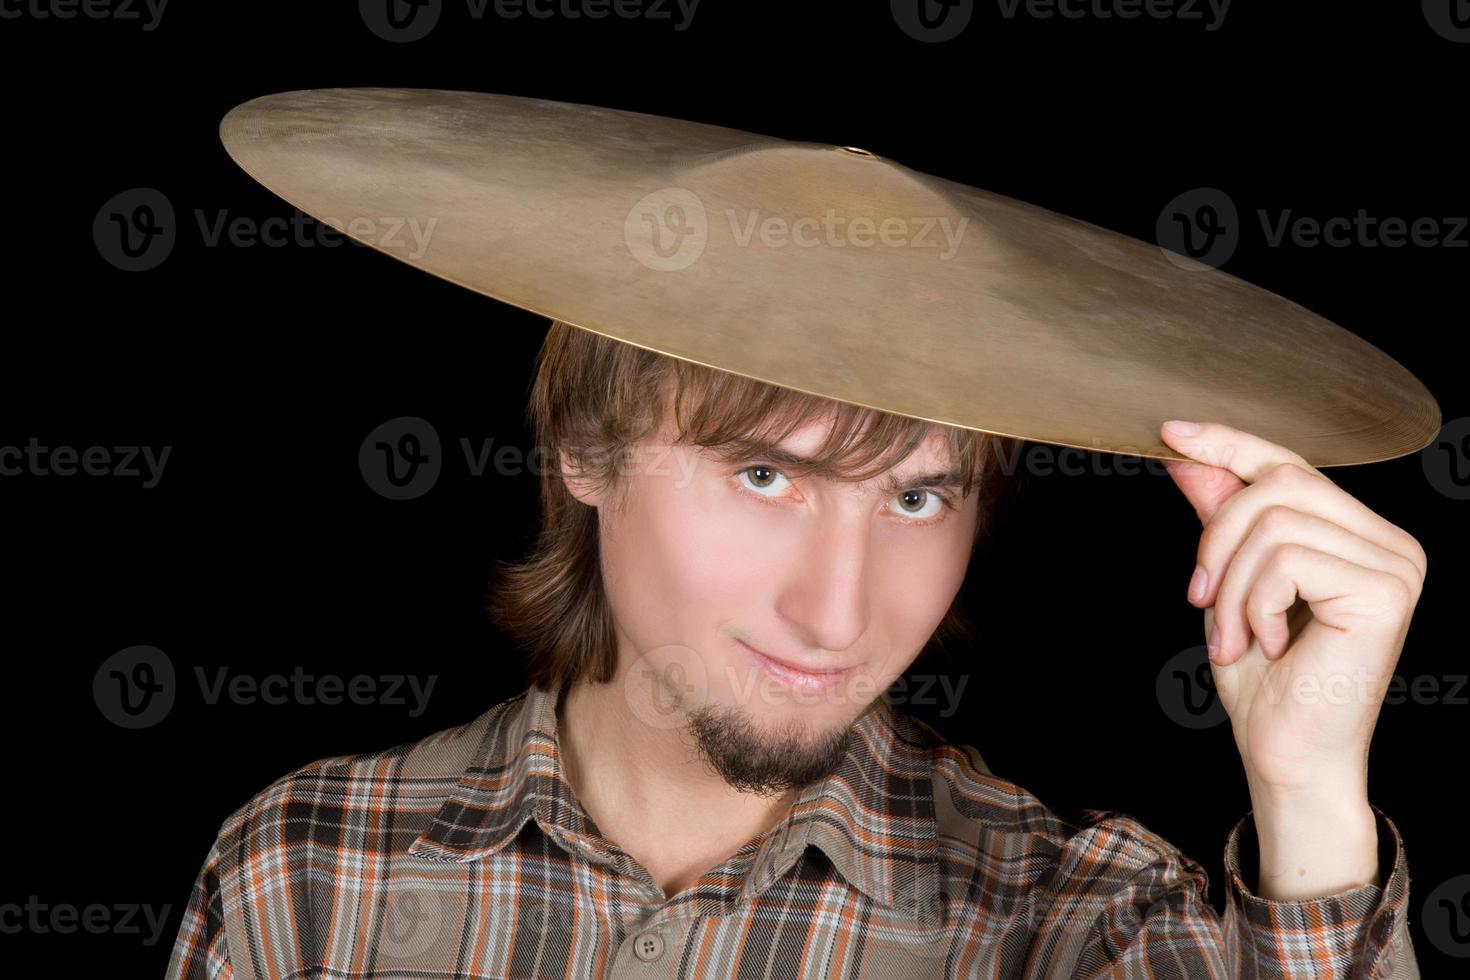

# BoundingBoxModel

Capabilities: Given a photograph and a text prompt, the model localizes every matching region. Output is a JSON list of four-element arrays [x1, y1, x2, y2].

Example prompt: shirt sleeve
[[1065, 803, 1417, 979], [1220, 802, 1417, 979], [163, 827, 235, 980]]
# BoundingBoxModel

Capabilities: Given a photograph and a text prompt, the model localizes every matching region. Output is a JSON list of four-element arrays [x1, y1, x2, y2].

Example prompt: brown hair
[[487, 320, 1027, 693]]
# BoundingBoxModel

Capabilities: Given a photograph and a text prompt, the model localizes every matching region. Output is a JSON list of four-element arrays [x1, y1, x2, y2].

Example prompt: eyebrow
[[735, 442, 973, 495]]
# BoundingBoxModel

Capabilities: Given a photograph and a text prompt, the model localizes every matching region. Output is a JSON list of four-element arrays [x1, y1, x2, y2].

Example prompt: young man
[[165, 319, 1422, 979]]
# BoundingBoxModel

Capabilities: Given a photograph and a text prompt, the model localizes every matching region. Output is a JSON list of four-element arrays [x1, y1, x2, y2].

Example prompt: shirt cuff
[[1222, 803, 1414, 978]]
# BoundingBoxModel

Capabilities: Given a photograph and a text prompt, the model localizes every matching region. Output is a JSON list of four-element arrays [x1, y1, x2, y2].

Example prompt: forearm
[[1249, 782, 1381, 901]]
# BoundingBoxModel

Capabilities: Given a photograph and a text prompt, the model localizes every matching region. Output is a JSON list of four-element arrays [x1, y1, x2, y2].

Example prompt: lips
[[737, 639, 857, 693]]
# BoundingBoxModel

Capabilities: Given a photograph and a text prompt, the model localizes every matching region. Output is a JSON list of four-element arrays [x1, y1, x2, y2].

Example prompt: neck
[[555, 668, 800, 899]]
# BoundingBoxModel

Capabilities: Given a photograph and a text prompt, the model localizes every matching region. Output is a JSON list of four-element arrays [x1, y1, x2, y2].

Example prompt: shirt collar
[[409, 682, 941, 923]]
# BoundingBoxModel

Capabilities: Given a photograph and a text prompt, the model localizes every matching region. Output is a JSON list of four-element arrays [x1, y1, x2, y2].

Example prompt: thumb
[[1164, 457, 1246, 525]]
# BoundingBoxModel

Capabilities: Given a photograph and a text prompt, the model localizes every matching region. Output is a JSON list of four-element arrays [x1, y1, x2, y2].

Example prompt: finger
[[1190, 461, 1427, 610], [1164, 456, 1246, 526], [1161, 420, 1318, 483], [1210, 506, 1425, 663], [1213, 543, 1413, 668]]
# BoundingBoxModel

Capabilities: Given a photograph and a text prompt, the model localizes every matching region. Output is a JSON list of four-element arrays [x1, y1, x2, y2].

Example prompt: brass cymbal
[[219, 87, 1440, 467]]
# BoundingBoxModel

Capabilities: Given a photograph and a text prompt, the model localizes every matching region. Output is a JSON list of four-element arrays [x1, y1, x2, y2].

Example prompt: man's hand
[[1158, 420, 1426, 898]]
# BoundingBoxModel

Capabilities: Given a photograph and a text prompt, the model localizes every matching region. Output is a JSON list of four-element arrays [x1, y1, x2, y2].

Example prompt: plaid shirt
[[165, 681, 1418, 979]]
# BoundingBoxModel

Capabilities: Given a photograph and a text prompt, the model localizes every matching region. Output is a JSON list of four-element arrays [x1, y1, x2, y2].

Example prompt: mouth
[[736, 639, 856, 694]]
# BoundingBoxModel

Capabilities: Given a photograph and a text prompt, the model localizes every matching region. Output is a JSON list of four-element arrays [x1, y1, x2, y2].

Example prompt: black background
[[1, 1, 1465, 976]]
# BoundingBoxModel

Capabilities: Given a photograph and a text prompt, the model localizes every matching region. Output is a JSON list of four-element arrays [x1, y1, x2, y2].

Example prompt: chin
[[733, 689, 861, 733]]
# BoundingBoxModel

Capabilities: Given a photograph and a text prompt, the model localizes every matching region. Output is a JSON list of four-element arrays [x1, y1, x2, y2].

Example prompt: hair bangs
[[657, 360, 988, 500]]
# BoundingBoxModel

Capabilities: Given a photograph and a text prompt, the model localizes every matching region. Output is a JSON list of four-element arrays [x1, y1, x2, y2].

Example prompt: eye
[[736, 464, 793, 498], [888, 487, 948, 522], [735, 464, 953, 526]]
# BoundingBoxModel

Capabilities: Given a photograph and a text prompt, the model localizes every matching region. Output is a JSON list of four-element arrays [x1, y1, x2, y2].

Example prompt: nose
[[774, 509, 872, 655]]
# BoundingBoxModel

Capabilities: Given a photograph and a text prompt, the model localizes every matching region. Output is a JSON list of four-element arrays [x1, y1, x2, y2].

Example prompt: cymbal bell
[[219, 87, 1440, 467]]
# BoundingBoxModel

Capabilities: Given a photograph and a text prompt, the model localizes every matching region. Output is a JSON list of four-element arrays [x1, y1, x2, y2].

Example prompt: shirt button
[[633, 931, 665, 962]]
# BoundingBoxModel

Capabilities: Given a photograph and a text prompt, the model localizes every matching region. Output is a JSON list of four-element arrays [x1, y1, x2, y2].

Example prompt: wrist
[[1245, 764, 1368, 817], [1248, 794, 1379, 900]]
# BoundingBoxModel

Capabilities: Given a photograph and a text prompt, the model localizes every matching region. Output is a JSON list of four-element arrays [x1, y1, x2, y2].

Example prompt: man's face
[[565, 410, 981, 795]]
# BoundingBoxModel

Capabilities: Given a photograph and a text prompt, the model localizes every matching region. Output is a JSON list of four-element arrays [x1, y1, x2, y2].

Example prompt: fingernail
[[1187, 564, 1207, 603], [1164, 419, 1201, 436], [1207, 624, 1221, 661]]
